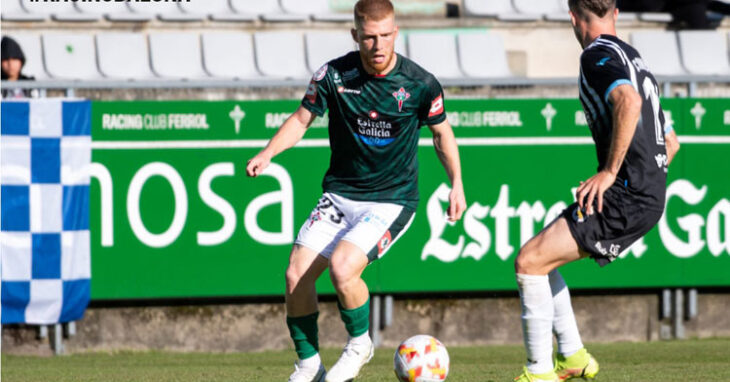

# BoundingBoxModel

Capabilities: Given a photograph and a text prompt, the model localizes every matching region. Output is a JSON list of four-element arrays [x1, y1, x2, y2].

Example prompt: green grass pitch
[[2, 338, 729, 381]]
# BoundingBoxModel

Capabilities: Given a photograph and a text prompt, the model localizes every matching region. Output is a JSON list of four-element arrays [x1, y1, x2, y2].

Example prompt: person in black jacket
[[1, 36, 36, 98]]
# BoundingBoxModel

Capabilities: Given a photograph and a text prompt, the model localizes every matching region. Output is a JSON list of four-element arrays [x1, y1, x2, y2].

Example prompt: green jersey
[[301, 51, 447, 210]]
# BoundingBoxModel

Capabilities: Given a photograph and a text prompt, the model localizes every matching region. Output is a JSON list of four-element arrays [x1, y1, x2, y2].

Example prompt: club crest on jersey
[[392, 87, 410, 112]]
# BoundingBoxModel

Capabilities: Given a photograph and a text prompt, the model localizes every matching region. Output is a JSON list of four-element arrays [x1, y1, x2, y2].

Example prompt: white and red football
[[393, 334, 450, 382]]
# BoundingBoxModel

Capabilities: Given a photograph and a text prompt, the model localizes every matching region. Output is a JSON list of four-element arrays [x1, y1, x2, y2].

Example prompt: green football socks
[[338, 298, 370, 337], [287, 312, 320, 360]]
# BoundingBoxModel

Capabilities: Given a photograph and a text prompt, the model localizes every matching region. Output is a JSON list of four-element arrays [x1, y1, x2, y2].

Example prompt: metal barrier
[[3, 75, 730, 97]]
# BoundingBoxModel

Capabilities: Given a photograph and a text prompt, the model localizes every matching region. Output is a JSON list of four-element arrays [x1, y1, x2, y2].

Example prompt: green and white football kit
[[295, 51, 447, 261]]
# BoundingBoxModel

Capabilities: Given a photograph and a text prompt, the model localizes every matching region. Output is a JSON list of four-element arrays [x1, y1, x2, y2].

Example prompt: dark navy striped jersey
[[579, 34, 669, 208]]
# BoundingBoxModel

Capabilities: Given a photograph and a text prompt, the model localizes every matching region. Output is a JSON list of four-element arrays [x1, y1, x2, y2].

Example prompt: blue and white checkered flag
[[1, 99, 91, 325]]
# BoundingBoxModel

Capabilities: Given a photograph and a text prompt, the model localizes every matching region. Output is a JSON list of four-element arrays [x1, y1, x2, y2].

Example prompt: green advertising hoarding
[[90, 98, 730, 300]]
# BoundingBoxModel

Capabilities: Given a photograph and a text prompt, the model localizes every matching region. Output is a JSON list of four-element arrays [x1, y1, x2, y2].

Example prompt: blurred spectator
[[617, 0, 730, 29], [1, 36, 37, 98]]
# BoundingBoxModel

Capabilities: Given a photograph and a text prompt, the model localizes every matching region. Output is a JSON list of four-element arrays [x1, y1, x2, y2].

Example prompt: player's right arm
[[246, 106, 317, 177], [248, 63, 331, 177]]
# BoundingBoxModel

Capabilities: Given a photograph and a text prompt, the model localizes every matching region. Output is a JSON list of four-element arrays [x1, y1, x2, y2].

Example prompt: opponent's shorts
[[295, 192, 416, 262], [561, 185, 664, 267]]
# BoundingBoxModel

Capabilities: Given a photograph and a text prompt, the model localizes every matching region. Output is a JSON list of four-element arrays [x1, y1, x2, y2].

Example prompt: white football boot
[[325, 336, 374, 382], [288, 360, 326, 382]]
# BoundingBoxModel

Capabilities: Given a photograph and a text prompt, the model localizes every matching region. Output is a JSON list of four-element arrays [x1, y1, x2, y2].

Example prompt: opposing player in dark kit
[[512, 0, 680, 381], [246, 1, 466, 381]]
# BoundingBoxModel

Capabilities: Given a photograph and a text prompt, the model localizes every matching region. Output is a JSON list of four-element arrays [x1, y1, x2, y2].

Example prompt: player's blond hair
[[568, 0, 615, 18], [354, 0, 395, 27]]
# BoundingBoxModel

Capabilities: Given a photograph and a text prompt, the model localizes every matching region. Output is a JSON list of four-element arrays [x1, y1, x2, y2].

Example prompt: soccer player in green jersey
[[247, 1, 465, 381]]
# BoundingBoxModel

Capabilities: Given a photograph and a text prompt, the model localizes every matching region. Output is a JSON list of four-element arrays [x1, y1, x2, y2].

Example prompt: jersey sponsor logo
[[356, 116, 395, 146], [572, 205, 586, 223], [597, 57, 611, 66], [337, 85, 361, 95], [392, 87, 411, 112], [428, 95, 444, 118], [305, 80, 318, 103], [313, 64, 328, 81], [378, 230, 393, 255]]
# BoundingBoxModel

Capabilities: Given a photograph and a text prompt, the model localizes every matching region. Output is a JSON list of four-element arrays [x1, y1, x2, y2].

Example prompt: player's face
[[353, 15, 398, 74]]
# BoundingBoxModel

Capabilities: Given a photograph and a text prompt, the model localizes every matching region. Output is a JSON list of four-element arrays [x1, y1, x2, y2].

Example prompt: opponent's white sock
[[517, 273, 555, 375], [549, 269, 584, 357], [299, 352, 322, 369]]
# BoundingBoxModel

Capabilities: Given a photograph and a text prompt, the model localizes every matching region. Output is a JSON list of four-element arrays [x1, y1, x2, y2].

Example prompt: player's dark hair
[[354, 0, 395, 27], [568, 0, 616, 18]]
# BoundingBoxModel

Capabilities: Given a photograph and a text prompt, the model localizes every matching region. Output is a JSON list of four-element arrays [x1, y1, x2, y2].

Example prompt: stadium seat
[[457, 33, 512, 78], [280, 0, 351, 22], [127, 1, 203, 21], [1, 0, 46, 21], [22, 0, 99, 21], [630, 31, 685, 76], [678, 31, 730, 75], [74, 0, 143, 21], [407, 33, 462, 79], [617, 12, 638, 22], [201, 32, 259, 79], [96, 33, 155, 80], [305, 32, 357, 73], [230, 0, 308, 22], [42, 33, 101, 80], [3, 33, 48, 79], [149, 33, 208, 79], [513, 0, 562, 15], [463, 0, 515, 16], [253, 32, 310, 79], [546, 0, 571, 21], [179, 0, 253, 21], [638, 13, 673, 22]]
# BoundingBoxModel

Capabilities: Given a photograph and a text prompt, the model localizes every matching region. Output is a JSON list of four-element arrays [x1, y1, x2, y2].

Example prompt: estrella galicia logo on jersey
[[313, 64, 328, 81], [392, 87, 410, 112], [356, 115, 395, 146]]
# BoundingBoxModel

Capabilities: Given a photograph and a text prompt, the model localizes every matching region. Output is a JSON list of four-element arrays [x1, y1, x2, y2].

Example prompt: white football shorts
[[295, 192, 416, 262]]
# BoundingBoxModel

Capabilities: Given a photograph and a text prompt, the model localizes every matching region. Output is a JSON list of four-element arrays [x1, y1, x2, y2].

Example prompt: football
[[393, 335, 450, 382]]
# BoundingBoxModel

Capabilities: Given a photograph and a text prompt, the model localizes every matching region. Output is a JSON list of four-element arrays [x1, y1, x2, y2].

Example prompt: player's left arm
[[428, 120, 466, 222], [576, 84, 642, 215]]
